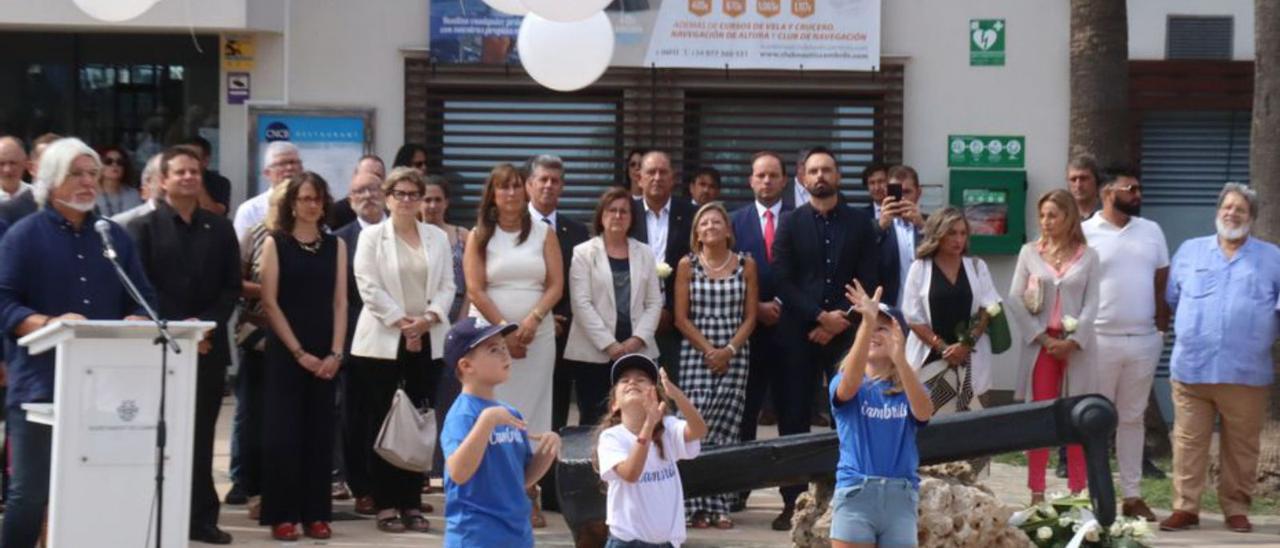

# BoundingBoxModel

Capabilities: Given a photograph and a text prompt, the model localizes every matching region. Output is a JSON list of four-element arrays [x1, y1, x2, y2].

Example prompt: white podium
[[18, 320, 214, 548]]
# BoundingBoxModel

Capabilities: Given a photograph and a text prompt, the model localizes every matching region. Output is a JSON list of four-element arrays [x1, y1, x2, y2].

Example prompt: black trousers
[[347, 337, 440, 512], [190, 359, 228, 530], [563, 360, 614, 427], [741, 325, 783, 444], [260, 346, 336, 525], [777, 322, 853, 507]]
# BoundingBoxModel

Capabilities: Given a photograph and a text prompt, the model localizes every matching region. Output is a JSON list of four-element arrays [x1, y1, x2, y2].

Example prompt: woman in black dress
[[258, 172, 348, 541]]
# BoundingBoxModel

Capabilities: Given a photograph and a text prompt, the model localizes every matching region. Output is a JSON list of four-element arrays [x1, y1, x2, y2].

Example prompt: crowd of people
[[0, 131, 1274, 547]]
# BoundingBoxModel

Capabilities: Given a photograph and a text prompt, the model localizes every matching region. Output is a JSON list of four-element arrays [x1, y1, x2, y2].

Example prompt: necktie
[[763, 209, 775, 263]]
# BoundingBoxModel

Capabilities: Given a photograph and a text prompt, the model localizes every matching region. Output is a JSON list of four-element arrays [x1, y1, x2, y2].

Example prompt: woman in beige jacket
[[564, 187, 663, 424], [349, 168, 455, 533], [1007, 189, 1099, 502]]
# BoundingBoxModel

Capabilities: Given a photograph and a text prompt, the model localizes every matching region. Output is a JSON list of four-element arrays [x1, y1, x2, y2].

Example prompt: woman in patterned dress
[[673, 202, 758, 529]]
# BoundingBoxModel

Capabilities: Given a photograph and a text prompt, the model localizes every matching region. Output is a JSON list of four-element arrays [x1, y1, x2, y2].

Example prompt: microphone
[[94, 219, 118, 260]]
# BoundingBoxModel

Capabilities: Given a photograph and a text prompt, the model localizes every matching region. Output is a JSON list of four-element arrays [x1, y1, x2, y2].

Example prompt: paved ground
[[23, 397, 1280, 546]]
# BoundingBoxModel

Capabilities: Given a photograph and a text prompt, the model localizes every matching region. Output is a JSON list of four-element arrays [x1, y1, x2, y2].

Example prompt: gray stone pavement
[[124, 399, 1280, 546]]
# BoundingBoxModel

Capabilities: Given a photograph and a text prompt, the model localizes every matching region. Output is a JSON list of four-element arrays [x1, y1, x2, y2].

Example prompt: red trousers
[[1027, 346, 1087, 493]]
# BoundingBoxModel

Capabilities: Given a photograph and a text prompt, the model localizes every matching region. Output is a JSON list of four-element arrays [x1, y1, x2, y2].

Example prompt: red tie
[[763, 210, 775, 263]]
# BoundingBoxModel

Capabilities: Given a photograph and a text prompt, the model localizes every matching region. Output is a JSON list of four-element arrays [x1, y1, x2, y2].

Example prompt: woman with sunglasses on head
[[95, 145, 142, 216], [349, 167, 455, 534]]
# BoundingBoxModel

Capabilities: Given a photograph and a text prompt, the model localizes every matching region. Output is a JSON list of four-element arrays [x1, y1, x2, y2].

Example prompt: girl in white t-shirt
[[596, 354, 708, 548]]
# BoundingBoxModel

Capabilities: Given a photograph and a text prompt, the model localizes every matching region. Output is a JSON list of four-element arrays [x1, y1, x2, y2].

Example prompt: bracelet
[[531, 308, 546, 321], [636, 435, 651, 445], [330, 352, 345, 362], [726, 343, 738, 355]]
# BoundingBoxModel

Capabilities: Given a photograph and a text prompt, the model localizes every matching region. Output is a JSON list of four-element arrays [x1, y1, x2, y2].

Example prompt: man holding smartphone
[[867, 164, 925, 307]]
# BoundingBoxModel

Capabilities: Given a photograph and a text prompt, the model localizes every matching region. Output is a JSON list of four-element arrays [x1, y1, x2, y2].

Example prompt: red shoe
[[305, 521, 332, 539], [271, 523, 300, 541]]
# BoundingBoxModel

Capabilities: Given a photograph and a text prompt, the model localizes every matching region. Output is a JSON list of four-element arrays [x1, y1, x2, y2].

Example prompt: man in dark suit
[[730, 151, 793, 508], [628, 150, 696, 378], [772, 146, 879, 529], [780, 147, 813, 211], [331, 170, 384, 515], [866, 164, 925, 307], [328, 155, 386, 230], [524, 154, 589, 511]]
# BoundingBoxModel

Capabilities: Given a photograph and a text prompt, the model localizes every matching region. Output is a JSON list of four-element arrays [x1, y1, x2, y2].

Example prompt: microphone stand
[[100, 244, 178, 548]]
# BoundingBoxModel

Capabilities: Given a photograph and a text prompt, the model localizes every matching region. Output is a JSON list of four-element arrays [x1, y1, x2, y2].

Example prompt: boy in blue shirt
[[440, 317, 561, 547], [829, 282, 934, 548]]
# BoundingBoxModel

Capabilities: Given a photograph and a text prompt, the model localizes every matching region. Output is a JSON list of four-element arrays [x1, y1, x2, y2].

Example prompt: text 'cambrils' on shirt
[[441, 392, 533, 548], [829, 373, 927, 489], [598, 415, 701, 546]]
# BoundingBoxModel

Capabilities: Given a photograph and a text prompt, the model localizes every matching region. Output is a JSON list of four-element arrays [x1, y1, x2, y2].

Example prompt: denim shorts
[[604, 535, 674, 548], [830, 476, 919, 546]]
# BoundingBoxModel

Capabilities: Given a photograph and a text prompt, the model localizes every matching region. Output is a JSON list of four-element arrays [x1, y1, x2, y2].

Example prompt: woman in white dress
[[462, 163, 563, 527]]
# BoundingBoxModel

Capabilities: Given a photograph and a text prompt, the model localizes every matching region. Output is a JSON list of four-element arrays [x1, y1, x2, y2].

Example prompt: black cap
[[610, 353, 660, 385], [444, 317, 518, 369]]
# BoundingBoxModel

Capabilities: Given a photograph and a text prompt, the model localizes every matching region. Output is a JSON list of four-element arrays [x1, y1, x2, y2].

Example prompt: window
[[1166, 16, 1233, 60], [406, 60, 904, 223]]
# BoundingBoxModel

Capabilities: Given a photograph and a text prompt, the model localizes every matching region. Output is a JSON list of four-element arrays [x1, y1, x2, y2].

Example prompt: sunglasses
[[102, 157, 125, 166], [1113, 183, 1142, 193]]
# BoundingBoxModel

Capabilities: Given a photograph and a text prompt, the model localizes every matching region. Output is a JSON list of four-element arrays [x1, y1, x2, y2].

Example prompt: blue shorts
[[604, 535, 673, 548], [830, 476, 918, 547]]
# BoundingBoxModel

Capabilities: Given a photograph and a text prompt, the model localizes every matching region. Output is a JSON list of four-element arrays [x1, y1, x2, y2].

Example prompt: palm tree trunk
[[1252, 0, 1280, 497], [1069, 0, 1130, 166]]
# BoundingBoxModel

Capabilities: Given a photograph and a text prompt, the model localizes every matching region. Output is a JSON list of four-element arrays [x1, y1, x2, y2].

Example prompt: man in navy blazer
[[780, 146, 812, 211], [331, 171, 384, 514], [629, 151, 696, 377], [865, 164, 925, 307], [730, 152, 792, 447], [771, 147, 879, 528]]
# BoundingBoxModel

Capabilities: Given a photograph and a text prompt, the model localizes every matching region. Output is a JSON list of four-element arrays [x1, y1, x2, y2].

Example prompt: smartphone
[[887, 183, 904, 201]]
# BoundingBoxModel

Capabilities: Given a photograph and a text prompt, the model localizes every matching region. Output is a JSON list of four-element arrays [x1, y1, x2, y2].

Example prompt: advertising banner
[[248, 109, 374, 198], [430, 0, 880, 71]]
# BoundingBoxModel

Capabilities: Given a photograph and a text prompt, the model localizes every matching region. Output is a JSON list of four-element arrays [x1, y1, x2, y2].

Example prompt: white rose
[[1042, 504, 1058, 519], [1058, 517, 1073, 528], [986, 302, 1003, 317], [1130, 519, 1152, 537], [1062, 315, 1079, 334], [1109, 523, 1124, 537], [656, 262, 673, 279], [1084, 528, 1101, 542], [1036, 526, 1053, 541]]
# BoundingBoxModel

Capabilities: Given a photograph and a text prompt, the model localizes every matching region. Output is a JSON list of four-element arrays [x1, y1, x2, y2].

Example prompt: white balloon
[[482, 0, 529, 16], [73, 0, 160, 22], [523, 0, 612, 22], [518, 12, 615, 92]]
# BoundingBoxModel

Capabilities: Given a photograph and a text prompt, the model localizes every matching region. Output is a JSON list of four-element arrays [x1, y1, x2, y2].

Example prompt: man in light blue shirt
[[1160, 183, 1280, 535]]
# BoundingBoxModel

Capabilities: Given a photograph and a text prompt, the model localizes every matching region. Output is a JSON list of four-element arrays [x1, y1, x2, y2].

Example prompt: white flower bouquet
[[1010, 493, 1155, 547]]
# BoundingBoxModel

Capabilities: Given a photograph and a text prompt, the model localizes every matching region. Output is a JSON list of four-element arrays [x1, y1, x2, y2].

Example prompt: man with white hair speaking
[[0, 138, 155, 548]]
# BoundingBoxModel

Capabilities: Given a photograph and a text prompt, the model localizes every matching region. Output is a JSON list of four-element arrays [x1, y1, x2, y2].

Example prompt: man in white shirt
[[232, 141, 303, 239], [0, 137, 32, 203], [1082, 166, 1170, 522], [628, 151, 695, 377]]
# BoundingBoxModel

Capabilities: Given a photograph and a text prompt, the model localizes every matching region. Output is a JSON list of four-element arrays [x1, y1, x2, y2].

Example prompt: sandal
[[690, 511, 711, 529], [377, 515, 407, 533], [401, 512, 431, 533], [714, 513, 734, 529]]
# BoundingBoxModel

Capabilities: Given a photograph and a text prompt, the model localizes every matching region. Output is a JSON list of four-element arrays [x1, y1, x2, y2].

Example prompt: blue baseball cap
[[610, 353, 661, 385], [444, 317, 518, 369], [877, 303, 909, 337]]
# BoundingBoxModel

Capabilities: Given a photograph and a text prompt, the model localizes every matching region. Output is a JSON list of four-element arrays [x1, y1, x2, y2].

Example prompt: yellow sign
[[222, 34, 255, 71]]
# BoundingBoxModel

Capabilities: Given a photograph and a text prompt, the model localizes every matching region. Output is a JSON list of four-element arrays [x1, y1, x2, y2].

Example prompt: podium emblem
[[117, 400, 139, 422]]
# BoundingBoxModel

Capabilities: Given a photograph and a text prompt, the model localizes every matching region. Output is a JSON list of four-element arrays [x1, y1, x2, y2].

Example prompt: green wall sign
[[970, 19, 1005, 66], [948, 135, 1025, 168]]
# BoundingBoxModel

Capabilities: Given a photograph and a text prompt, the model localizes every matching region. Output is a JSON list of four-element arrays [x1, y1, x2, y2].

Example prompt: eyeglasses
[[391, 190, 423, 202], [271, 158, 302, 169], [295, 196, 325, 205], [102, 157, 125, 166], [350, 187, 382, 197]]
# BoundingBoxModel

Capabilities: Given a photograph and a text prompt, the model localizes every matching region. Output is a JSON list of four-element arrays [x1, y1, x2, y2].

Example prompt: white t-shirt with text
[[597, 416, 701, 546]]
